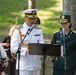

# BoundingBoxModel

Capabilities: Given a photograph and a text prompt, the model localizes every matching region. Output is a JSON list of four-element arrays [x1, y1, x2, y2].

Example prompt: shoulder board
[[72, 30, 76, 33], [15, 25, 23, 29], [53, 30, 60, 34], [34, 26, 41, 29]]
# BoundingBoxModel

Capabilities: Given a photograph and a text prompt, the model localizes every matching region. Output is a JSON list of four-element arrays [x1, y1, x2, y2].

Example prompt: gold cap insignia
[[32, 10, 36, 14]]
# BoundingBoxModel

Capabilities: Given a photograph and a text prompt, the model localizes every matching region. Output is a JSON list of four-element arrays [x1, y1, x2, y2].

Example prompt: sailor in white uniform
[[11, 9, 44, 75]]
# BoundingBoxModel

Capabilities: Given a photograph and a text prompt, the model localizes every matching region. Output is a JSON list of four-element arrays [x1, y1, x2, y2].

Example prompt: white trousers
[[19, 69, 40, 75]]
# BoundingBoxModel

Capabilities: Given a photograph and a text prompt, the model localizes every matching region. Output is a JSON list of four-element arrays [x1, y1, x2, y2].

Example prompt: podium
[[28, 43, 62, 75]]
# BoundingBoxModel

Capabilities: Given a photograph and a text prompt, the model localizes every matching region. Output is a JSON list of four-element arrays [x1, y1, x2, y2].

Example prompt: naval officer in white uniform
[[11, 9, 44, 75]]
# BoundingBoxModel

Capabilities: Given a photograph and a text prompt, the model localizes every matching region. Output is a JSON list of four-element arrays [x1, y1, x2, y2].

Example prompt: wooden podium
[[28, 43, 62, 75]]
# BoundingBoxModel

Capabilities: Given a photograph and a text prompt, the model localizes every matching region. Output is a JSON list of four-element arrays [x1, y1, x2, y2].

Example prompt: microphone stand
[[42, 47, 46, 75], [62, 28, 66, 75], [15, 31, 30, 75]]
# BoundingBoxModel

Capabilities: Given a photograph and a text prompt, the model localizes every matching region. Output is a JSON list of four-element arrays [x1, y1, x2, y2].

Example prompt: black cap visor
[[59, 19, 68, 24]]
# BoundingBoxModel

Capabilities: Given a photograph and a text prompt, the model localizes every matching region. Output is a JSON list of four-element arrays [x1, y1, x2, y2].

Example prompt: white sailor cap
[[23, 9, 38, 18]]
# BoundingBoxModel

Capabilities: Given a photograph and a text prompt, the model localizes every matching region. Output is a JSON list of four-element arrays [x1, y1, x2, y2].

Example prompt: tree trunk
[[28, 0, 35, 9], [63, 0, 76, 31]]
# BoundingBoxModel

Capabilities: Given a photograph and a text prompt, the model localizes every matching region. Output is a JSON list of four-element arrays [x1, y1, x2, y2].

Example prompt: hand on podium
[[50, 56, 56, 63], [26, 49, 29, 53]]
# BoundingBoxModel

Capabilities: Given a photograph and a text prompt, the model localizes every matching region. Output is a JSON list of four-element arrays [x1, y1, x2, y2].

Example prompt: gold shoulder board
[[53, 30, 60, 34], [72, 30, 76, 33], [15, 25, 23, 29], [34, 26, 41, 29]]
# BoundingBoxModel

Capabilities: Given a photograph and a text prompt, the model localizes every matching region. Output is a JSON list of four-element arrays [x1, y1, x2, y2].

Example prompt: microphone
[[26, 25, 35, 36], [27, 28, 31, 35], [62, 28, 65, 37]]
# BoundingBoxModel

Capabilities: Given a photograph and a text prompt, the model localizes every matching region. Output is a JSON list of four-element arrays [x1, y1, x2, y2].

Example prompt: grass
[[0, 0, 62, 38]]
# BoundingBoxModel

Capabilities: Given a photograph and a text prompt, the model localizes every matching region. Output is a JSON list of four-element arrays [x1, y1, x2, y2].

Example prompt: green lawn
[[0, 0, 62, 38]]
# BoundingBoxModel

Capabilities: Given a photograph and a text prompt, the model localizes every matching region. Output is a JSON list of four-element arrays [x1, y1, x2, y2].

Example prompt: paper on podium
[[28, 43, 62, 56], [61, 46, 64, 57]]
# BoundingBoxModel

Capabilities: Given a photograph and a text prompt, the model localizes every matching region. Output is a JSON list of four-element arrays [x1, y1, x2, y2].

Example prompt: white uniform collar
[[65, 29, 70, 35], [23, 23, 34, 29]]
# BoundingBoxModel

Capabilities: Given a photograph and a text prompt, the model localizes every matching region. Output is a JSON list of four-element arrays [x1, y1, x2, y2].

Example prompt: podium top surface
[[28, 43, 61, 56]]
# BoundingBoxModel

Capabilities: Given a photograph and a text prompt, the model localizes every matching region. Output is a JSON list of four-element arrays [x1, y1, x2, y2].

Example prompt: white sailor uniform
[[11, 23, 44, 75]]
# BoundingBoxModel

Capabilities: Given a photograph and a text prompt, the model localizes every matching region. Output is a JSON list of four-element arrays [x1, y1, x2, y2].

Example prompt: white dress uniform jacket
[[11, 23, 44, 70]]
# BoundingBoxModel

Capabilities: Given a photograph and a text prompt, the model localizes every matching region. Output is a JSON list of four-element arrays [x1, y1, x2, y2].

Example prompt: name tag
[[34, 34, 40, 36], [56, 40, 61, 43]]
